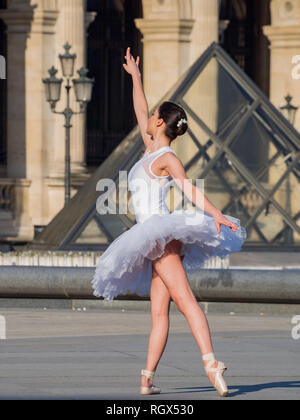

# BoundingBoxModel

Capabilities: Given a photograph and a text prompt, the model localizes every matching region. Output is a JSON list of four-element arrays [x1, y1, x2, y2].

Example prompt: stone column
[[0, 0, 59, 236], [45, 2, 94, 223], [190, 0, 219, 64], [0, 1, 32, 179], [187, 0, 219, 133], [263, 0, 300, 242], [135, 0, 194, 110], [181, 0, 219, 180], [263, 0, 300, 131], [54, 0, 87, 177]]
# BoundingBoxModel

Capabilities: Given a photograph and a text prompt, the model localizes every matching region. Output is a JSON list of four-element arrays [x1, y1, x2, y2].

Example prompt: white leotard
[[128, 146, 176, 223]]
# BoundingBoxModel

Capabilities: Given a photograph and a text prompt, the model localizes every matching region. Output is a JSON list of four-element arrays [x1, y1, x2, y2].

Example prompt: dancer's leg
[[147, 269, 171, 371], [152, 240, 218, 383], [140, 269, 171, 389]]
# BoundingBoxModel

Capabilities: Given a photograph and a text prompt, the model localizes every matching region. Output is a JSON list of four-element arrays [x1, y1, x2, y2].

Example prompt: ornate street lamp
[[43, 43, 95, 205], [280, 94, 298, 126], [42, 66, 63, 110], [59, 42, 76, 78], [73, 68, 94, 111], [279, 94, 298, 245]]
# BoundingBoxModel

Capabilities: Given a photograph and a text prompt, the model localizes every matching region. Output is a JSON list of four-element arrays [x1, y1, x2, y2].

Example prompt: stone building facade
[[0, 0, 299, 243]]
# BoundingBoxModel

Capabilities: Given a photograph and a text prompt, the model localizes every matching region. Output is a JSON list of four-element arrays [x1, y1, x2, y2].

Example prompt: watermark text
[[291, 315, 300, 340], [95, 173, 205, 225]]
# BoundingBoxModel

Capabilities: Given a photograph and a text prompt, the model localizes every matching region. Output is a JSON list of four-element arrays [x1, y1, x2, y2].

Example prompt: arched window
[[0, 0, 7, 168], [86, 0, 143, 167]]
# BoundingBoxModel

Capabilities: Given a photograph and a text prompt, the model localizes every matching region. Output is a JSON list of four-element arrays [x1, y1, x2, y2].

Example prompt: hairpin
[[177, 118, 187, 128]]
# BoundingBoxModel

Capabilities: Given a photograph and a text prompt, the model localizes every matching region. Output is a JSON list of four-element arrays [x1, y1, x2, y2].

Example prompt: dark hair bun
[[158, 101, 188, 141]]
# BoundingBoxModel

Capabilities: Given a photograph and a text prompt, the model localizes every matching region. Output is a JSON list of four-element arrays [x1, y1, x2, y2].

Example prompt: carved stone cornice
[[0, 4, 59, 34], [31, 9, 59, 34], [0, 8, 33, 33], [134, 18, 195, 43], [263, 25, 300, 49]]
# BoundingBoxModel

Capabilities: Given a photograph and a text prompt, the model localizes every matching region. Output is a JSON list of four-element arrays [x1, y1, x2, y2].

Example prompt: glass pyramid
[[27, 42, 300, 251]]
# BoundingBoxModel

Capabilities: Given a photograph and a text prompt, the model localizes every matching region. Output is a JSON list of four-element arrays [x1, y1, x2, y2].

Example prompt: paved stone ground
[[0, 308, 299, 400]]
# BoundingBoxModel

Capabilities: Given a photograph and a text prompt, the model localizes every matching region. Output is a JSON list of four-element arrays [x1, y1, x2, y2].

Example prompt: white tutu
[[92, 145, 247, 301], [92, 209, 247, 301]]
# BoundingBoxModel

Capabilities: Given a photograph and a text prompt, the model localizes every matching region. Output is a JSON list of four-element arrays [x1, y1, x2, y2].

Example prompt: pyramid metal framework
[[27, 42, 300, 251]]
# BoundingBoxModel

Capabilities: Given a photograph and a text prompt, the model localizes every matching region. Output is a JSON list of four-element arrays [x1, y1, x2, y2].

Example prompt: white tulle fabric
[[92, 146, 247, 300]]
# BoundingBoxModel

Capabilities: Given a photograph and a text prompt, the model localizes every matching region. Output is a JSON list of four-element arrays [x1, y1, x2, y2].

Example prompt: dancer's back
[[128, 146, 177, 223]]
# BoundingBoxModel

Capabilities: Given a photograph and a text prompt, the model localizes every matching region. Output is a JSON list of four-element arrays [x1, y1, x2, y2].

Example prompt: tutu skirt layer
[[92, 210, 247, 301]]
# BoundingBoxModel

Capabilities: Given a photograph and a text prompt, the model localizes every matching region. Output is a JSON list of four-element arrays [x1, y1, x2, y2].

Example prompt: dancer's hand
[[213, 212, 238, 234], [123, 47, 141, 77]]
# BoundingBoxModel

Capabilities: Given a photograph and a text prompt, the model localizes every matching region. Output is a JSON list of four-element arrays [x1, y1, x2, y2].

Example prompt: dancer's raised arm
[[123, 47, 152, 149]]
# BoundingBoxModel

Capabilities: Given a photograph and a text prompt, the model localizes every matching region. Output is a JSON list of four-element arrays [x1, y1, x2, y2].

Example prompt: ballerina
[[92, 47, 247, 398]]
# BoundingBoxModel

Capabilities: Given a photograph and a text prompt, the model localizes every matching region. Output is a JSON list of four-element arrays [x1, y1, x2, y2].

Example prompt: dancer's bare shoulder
[[159, 152, 187, 182]]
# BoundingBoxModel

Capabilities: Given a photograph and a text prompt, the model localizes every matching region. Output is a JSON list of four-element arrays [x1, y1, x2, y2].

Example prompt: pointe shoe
[[140, 369, 161, 395], [202, 353, 228, 397]]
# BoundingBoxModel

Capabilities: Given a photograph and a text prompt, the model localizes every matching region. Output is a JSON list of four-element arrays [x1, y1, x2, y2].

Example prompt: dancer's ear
[[156, 118, 164, 128]]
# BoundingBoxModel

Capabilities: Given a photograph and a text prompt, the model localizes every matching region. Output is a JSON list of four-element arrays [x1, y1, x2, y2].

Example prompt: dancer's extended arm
[[163, 153, 238, 233], [123, 47, 152, 149]]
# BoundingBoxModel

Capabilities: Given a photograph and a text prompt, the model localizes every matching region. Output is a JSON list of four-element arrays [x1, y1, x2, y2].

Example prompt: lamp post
[[279, 94, 298, 245], [43, 43, 94, 205], [280, 94, 298, 126]]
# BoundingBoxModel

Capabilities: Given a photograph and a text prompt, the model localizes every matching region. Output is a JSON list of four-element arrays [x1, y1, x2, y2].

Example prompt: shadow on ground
[[170, 380, 300, 398]]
